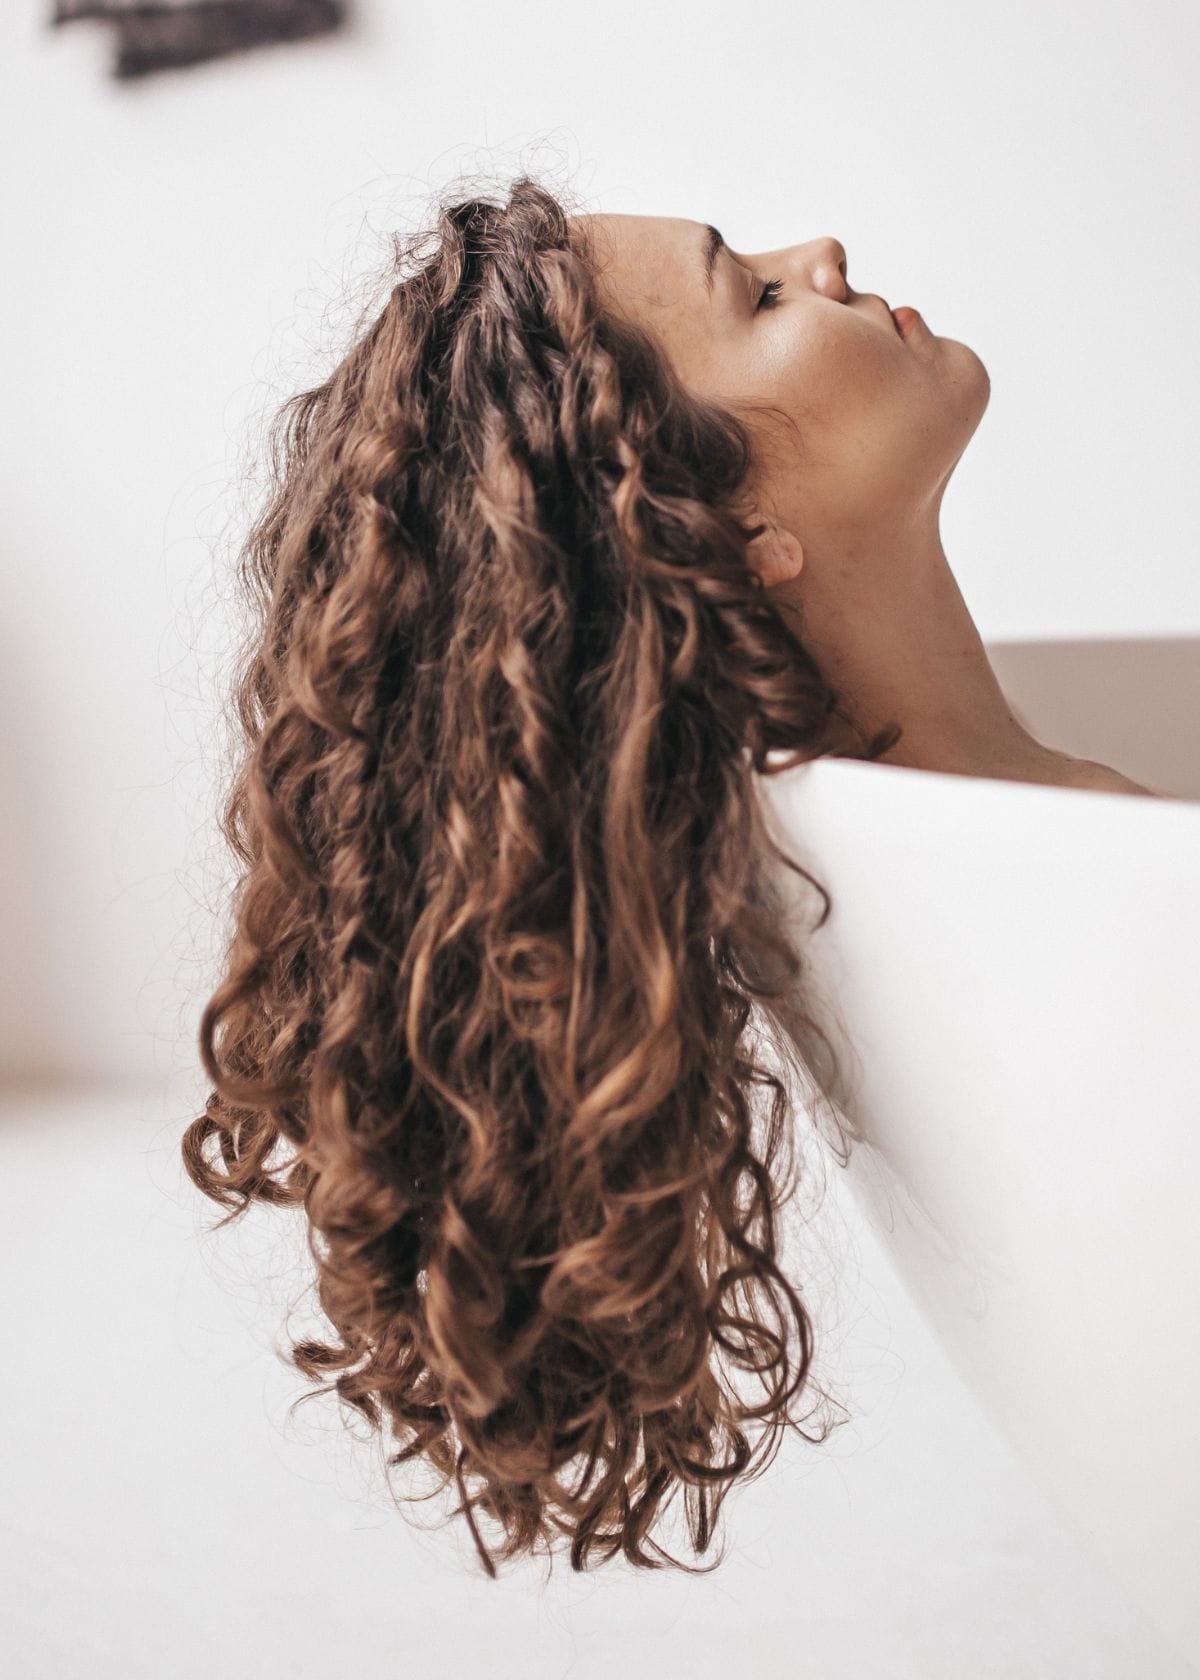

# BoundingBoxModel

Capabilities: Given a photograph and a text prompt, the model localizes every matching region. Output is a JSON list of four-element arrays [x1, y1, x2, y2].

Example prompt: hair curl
[[182, 172, 901, 1578]]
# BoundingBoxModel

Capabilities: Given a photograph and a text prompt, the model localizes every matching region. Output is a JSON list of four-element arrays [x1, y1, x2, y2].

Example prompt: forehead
[[578, 213, 703, 318]]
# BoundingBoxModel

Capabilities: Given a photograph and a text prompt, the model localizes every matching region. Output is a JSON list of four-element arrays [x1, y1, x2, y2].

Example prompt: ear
[[745, 515, 805, 590]]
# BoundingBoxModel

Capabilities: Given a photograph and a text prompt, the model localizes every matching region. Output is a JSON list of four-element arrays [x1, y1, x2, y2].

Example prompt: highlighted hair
[[183, 173, 899, 1577]]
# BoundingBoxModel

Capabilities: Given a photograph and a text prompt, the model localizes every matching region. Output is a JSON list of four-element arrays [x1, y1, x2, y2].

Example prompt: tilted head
[[579, 211, 990, 581]]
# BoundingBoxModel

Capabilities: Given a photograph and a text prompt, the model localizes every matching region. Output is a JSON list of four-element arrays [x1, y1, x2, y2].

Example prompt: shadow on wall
[[49, 0, 351, 80], [987, 635, 1200, 801]]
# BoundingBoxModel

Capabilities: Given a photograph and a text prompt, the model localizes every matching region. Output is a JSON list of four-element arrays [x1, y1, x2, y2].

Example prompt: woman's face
[[577, 213, 991, 562]]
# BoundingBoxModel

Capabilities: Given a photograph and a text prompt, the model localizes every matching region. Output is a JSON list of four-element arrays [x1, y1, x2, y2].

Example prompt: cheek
[[779, 332, 905, 445], [774, 336, 937, 505], [764, 308, 875, 390]]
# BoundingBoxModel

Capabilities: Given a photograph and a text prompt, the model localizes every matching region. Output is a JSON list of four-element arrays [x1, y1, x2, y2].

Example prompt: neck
[[769, 511, 1068, 786]]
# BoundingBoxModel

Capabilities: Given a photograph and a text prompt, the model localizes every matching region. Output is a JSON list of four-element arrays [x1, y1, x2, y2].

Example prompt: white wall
[[1, 0, 1196, 1085]]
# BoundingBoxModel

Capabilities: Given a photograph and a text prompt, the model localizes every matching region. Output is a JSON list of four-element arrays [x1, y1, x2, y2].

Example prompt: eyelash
[[756, 276, 785, 311]]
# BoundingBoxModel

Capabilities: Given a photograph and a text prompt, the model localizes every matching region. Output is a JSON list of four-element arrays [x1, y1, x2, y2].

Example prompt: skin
[[576, 213, 1164, 797]]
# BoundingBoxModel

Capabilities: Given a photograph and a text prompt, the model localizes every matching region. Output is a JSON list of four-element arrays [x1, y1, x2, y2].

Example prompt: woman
[[182, 174, 1155, 1587], [586, 209, 1161, 798]]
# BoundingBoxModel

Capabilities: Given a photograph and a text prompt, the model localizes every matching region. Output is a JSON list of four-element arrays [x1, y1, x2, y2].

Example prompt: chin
[[943, 335, 991, 402], [937, 338, 991, 446], [965, 345, 991, 410]]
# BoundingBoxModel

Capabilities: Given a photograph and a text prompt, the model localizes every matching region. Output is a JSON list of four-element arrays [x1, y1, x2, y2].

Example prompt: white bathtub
[[754, 636, 1200, 1671]]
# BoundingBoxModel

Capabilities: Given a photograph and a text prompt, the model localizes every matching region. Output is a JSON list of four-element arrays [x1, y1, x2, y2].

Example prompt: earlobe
[[746, 517, 805, 589]]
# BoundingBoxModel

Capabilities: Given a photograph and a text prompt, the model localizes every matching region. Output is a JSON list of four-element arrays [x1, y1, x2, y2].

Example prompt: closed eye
[[756, 276, 785, 311]]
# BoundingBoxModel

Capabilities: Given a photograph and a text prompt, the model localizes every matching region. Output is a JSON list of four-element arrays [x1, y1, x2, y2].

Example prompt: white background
[[1, 1, 1196, 1673]]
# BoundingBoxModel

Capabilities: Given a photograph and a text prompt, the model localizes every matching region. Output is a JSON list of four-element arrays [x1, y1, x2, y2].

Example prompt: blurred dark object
[[50, 0, 348, 79]]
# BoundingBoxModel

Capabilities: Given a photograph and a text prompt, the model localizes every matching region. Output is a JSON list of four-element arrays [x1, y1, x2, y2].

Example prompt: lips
[[866, 294, 902, 337], [876, 296, 910, 339], [851, 289, 907, 338]]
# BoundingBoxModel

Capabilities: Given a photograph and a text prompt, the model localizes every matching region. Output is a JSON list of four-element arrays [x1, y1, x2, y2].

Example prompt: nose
[[816, 238, 892, 327], [809, 236, 848, 300], [818, 236, 847, 274], [760, 236, 848, 300]]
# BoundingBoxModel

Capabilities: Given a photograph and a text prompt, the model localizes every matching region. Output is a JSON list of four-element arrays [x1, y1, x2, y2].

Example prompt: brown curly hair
[[182, 171, 901, 1579]]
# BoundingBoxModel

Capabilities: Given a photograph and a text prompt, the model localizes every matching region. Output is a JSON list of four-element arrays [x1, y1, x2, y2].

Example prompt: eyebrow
[[701, 223, 725, 294]]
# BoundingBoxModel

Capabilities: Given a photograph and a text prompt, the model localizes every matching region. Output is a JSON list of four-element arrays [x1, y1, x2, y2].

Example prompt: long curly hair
[[182, 171, 901, 1578]]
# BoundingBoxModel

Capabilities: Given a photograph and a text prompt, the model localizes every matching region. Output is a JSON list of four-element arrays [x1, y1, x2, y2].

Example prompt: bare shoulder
[[1057, 757, 1175, 800]]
